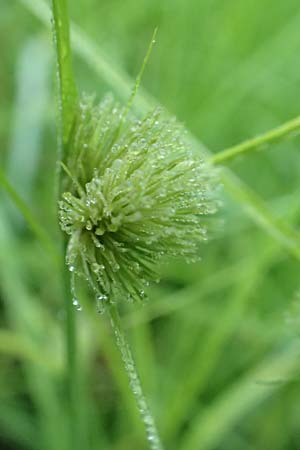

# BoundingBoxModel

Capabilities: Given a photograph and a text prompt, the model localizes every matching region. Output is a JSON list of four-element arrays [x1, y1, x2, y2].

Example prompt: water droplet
[[72, 298, 82, 311], [96, 293, 108, 314], [86, 220, 93, 230], [91, 263, 100, 273], [96, 293, 108, 302], [112, 263, 120, 272], [132, 262, 141, 273]]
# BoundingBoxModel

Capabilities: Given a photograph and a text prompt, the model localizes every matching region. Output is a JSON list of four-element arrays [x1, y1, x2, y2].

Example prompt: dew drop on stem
[[108, 305, 163, 450], [70, 272, 82, 311]]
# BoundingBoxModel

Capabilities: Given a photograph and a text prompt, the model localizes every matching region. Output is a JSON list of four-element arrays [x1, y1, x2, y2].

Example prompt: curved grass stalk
[[0, 166, 60, 266], [210, 116, 300, 165], [108, 303, 164, 450]]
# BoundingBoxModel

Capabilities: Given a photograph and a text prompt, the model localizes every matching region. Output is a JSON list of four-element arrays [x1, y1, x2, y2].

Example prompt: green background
[[1, 1, 300, 449]]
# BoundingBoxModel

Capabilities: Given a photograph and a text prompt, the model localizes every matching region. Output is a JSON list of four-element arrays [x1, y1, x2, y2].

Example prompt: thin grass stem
[[210, 116, 300, 165], [63, 246, 79, 450], [51, 1, 79, 449], [0, 166, 60, 266], [108, 303, 164, 450]]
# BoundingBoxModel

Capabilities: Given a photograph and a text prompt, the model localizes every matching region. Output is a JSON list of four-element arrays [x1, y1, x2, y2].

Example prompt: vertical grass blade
[[51, 0, 77, 149], [0, 167, 60, 265], [51, 2, 79, 450], [108, 304, 164, 450]]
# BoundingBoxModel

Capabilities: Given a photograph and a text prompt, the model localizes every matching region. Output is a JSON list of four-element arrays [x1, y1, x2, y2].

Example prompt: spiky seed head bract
[[59, 93, 218, 307]]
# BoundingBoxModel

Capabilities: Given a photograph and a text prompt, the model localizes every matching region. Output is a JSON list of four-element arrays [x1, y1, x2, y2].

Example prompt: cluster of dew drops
[[66, 258, 152, 313], [68, 264, 109, 314]]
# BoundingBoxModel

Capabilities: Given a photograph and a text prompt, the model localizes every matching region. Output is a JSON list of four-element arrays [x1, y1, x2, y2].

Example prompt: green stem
[[210, 116, 300, 165], [63, 248, 78, 450], [108, 303, 164, 450], [52, 0, 77, 148], [0, 166, 60, 266], [51, 1, 79, 449]]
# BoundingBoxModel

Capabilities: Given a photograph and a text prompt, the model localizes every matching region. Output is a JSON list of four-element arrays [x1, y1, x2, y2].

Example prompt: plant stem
[[63, 254, 79, 450], [51, 1, 79, 449], [0, 167, 60, 266], [51, 0, 77, 148], [210, 116, 300, 165], [107, 303, 164, 450]]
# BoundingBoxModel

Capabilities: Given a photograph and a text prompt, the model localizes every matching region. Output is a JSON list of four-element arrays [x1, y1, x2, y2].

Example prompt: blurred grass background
[[1, 0, 300, 449]]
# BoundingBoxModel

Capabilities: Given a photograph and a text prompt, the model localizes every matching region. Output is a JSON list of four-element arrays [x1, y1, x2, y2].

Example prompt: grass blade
[[0, 329, 60, 371], [178, 342, 299, 450], [210, 116, 300, 165], [0, 404, 38, 450], [51, 0, 77, 147], [0, 166, 60, 265], [51, 2, 80, 450], [221, 171, 300, 259]]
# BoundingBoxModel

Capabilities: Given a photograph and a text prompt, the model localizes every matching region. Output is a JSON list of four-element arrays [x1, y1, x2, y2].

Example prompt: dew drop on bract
[[96, 293, 108, 314], [72, 298, 82, 311], [96, 293, 108, 302]]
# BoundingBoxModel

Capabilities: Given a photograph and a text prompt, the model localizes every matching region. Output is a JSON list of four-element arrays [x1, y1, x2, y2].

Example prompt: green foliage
[[1, 1, 300, 450]]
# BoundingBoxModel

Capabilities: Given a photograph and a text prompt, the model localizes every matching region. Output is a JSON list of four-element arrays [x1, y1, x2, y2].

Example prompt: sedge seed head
[[59, 94, 219, 304]]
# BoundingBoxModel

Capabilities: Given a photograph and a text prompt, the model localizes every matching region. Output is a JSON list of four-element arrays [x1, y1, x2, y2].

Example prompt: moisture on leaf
[[59, 94, 219, 306]]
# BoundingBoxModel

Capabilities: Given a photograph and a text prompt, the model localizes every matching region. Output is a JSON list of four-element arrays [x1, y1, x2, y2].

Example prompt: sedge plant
[[0, 0, 300, 450], [51, 0, 219, 449]]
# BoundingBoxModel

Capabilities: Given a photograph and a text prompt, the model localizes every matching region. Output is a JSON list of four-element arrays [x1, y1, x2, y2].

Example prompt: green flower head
[[59, 94, 218, 308]]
